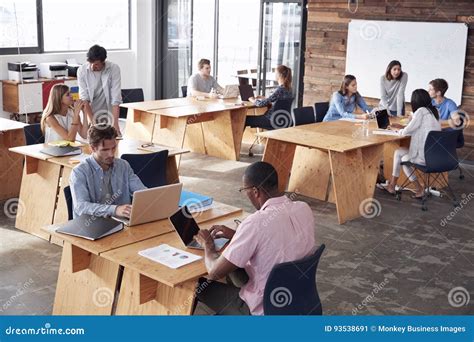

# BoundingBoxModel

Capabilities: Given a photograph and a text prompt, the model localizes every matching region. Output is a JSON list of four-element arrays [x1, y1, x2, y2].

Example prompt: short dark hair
[[197, 58, 211, 70], [87, 45, 107, 62], [88, 125, 117, 147], [244, 162, 278, 193], [411, 89, 439, 120], [429, 78, 449, 96], [385, 60, 403, 81]]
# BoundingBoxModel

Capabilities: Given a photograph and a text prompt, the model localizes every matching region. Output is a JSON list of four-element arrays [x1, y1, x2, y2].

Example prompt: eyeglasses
[[238, 186, 256, 193]]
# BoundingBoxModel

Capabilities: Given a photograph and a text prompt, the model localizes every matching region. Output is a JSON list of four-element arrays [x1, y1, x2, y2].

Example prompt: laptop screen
[[169, 206, 200, 245], [239, 84, 254, 101], [376, 109, 390, 129]]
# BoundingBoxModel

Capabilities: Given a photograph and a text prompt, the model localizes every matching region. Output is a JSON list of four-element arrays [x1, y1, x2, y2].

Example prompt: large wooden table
[[44, 203, 244, 315], [258, 120, 406, 224], [9, 140, 189, 241], [122, 97, 266, 161], [0, 118, 27, 201]]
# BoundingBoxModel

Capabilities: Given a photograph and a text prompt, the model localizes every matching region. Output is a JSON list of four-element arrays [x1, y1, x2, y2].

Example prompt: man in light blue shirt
[[70, 125, 146, 218], [428, 78, 458, 120]]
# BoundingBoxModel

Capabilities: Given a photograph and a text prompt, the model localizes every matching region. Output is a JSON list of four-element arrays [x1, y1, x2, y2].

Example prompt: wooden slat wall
[[303, 0, 474, 161]]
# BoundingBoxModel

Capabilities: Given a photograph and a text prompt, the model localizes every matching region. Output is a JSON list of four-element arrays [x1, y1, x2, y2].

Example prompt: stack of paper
[[138, 244, 202, 269], [48, 140, 85, 147]]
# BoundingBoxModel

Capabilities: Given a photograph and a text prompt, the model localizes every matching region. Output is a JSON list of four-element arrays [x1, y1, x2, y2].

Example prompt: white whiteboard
[[346, 20, 468, 105]]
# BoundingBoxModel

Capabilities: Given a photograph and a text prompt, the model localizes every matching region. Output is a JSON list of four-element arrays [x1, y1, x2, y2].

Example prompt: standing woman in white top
[[382, 89, 441, 199], [379, 60, 408, 116], [41, 84, 88, 143]]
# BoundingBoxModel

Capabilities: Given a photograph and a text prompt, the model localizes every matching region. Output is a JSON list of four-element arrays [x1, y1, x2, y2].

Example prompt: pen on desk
[[234, 219, 241, 225]]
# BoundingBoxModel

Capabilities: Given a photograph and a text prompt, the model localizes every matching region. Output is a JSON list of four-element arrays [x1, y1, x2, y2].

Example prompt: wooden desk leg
[[53, 242, 120, 315], [14, 160, 61, 240], [288, 146, 331, 201], [124, 108, 155, 142], [166, 156, 180, 184], [329, 145, 383, 224], [115, 268, 197, 315], [262, 139, 296, 193], [50, 167, 73, 246], [0, 130, 25, 201], [199, 108, 247, 161], [152, 116, 188, 149]]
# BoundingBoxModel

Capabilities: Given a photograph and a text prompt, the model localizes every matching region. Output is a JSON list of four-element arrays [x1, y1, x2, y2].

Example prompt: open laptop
[[375, 109, 390, 129], [218, 85, 240, 99], [169, 206, 229, 251], [113, 183, 183, 226], [238, 84, 255, 101]]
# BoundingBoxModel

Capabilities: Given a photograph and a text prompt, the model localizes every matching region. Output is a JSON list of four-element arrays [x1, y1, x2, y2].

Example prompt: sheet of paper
[[339, 118, 366, 123], [138, 244, 202, 269]]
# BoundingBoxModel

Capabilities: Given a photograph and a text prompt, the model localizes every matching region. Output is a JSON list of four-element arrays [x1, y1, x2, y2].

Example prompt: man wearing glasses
[[194, 161, 316, 315]]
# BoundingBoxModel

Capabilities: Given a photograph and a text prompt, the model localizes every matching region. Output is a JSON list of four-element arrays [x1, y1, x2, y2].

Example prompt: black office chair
[[292, 106, 316, 126], [121, 150, 169, 188], [315, 102, 329, 123], [263, 244, 326, 315], [397, 130, 460, 211], [443, 127, 465, 180], [247, 98, 294, 157], [23, 124, 44, 145], [120, 88, 144, 119], [64, 186, 74, 221], [181, 86, 188, 98]]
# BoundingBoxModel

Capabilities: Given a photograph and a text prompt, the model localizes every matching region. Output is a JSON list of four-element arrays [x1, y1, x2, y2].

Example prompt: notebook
[[138, 244, 202, 269], [48, 140, 84, 147], [55, 214, 123, 240], [179, 190, 213, 212], [40, 146, 81, 157]]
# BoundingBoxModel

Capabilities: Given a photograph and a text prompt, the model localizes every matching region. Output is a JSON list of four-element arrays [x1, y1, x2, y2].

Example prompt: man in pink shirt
[[195, 161, 316, 315]]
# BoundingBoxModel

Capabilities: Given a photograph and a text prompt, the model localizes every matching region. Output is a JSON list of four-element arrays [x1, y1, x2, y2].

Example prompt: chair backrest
[[181, 86, 188, 98], [424, 130, 460, 173], [23, 124, 44, 145], [120, 88, 144, 119], [263, 244, 325, 315], [442, 127, 464, 149], [292, 106, 316, 126], [121, 150, 169, 188], [314, 102, 329, 123], [63, 186, 73, 220], [268, 98, 294, 129]]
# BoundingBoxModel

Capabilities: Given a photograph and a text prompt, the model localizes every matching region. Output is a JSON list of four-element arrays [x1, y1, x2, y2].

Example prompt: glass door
[[257, 0, 305, 104]]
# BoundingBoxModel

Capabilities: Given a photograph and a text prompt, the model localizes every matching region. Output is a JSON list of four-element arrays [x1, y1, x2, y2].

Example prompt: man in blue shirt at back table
[[428, 78, 458, 120], [70, 125, 146, 218]]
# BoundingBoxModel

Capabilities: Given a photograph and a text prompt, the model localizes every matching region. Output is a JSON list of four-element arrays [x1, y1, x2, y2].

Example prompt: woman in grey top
[[382, 89, 441, 199], [379, 60, 408, 116]]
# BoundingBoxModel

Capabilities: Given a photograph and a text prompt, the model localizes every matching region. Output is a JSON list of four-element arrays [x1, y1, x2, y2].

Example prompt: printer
[[7, 62, 39, 82], [39, 62, 68, 78]]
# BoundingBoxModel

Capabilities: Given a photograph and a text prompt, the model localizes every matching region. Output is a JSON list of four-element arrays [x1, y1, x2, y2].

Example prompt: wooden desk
[[9, 140, 189, 241], [44, 203, 243, 315], [101, 212, 249, 315], [122, 98, 264, 161], [258, 120, 404, 224], [0, 118, 27, 201]]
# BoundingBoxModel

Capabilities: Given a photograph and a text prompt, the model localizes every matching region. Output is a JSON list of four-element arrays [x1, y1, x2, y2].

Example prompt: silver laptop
[[113, 183, 183, 226], [218, 85, 240, 99]]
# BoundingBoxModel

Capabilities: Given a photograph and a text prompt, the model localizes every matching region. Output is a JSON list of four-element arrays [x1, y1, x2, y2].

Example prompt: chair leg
[[248, 136, 259, 157], [458, 166, 465, 180], [440, 172, 459, 207]]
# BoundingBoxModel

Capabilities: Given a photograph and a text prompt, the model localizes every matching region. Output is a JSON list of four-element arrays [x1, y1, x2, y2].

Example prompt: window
[[0, 0, 39, 51], [191, 0, 215, 75], [42, 0, 129, 52], [0, 0, 130, 54], [217, 0, 260, 85]]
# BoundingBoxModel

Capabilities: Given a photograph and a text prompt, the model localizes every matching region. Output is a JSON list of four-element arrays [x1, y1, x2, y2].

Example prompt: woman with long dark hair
[[323, 75, 371, 122], [379, 60, 408, 116], [382, 89, 441, 198], [245, 65, 294, 128]]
